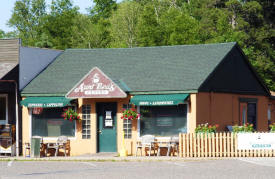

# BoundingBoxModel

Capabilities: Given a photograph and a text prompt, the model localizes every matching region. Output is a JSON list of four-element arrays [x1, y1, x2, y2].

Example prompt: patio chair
[[46, 136, 68, 157], [169, 136, 179, 156], [135, 135, 156, 156], [157, 138, 171, 156]]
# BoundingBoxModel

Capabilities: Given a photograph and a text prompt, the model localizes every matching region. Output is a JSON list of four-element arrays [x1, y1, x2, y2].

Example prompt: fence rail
[[179, 133, 275, 157]]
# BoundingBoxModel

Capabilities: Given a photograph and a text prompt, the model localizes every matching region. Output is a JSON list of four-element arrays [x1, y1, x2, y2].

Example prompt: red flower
[[77, 116, 80, 119], [215, 124, 219, 128]]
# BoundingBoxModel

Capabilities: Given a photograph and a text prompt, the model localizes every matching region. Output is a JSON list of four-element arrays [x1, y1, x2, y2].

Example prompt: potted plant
[[195, 123, 219, 134], [62, 108, 81, 121], [269, 123, 275, 133], [232, 123, 254, 133], [121, 107, 140, 120]]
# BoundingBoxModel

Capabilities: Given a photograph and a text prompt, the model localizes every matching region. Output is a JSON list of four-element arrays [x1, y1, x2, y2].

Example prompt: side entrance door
[[96, 102, 117, 152]]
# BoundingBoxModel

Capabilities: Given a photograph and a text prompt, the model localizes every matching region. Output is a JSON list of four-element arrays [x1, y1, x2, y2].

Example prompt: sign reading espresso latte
[[66, 67, 127, 98]]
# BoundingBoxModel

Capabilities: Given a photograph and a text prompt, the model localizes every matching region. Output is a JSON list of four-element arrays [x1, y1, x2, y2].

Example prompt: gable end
[[199, 45, 270, 96]]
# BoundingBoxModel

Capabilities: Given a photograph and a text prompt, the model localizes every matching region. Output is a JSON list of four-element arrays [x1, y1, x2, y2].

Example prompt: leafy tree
[[91, 0, 117, 20], [110, 1, 141, 48], [8, 0, 46, 46], [71, 14, 110, 48], [43, 0, 80, 49]]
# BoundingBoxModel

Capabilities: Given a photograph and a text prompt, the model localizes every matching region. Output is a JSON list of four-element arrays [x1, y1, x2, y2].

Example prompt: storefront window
[[140, 104, 187, 136], [32, 108, 75, 137]]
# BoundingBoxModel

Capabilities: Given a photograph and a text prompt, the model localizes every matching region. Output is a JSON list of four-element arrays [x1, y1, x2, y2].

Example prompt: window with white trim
[[0, 94, 8, 125], [82, 104, 91, 139], [123, 104, 132, 139]]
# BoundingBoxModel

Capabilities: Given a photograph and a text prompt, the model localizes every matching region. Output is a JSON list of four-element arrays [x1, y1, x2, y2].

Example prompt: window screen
[[82, 105, 91, 139], [140, 104, 187, 136], [32, 108, 75, 137]]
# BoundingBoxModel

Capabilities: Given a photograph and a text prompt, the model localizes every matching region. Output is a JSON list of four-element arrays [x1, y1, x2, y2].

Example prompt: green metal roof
[[130, 94, 189, 106], [21, 42, 237, 96], [21, 97, 71, 108]]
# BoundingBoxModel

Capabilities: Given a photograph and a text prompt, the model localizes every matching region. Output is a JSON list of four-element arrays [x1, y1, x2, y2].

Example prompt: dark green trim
[[22, 93, 66, 97], [130, 90, 197, 95], [239, 98, 258, 103], [130, 94, 189, 106], [21, 97, 72, 108]]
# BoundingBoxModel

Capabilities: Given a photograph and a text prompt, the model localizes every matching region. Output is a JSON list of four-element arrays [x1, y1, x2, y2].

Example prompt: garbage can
[[31, 137, 41, 158]]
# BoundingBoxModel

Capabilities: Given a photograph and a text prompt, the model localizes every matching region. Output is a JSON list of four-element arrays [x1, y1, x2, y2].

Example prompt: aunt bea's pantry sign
[[66, 67, 127, 98]]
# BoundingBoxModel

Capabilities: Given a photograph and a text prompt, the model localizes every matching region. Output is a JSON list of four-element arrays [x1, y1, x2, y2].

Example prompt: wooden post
[[182, 134, 186, 157], [179, 133, 183, 157], [201, 133, 204, 157], [190, 133, 193, 157], [194, 133, 197, 157], [230, 133, 234, 157]]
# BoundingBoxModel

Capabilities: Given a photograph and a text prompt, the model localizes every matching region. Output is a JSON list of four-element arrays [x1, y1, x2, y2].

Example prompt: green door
[[96, 102, 117, 152]]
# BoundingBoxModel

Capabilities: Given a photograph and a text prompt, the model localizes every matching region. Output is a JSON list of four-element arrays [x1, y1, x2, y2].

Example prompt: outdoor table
[[155, 138, 179, 156]]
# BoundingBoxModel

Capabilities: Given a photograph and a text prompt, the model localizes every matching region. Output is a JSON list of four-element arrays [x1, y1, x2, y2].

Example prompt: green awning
[[21, 97, 72, 108], [130, 94, 189, 106]]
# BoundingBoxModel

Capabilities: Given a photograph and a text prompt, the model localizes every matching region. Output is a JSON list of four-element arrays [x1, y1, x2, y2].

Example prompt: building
[[0, 38, 62, 156], [20, 42, 271, 156]]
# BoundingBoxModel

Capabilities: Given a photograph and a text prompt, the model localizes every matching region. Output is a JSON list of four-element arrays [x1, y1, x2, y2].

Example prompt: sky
[[0, 0, 93, 32]]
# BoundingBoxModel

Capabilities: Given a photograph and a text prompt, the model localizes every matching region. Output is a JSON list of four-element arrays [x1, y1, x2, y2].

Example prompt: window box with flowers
[[232, 123, 254, 133], [195, 123, 219, 138], [195, 123, 219, 133]]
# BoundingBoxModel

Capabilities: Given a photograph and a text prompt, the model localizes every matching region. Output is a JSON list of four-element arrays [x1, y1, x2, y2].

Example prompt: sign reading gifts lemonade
[[66, 67, 127, 98], [237, 133, 275, 150]]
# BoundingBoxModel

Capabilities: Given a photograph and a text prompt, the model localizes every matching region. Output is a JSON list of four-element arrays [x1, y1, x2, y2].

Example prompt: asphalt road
[[1, 158, 275, 179]]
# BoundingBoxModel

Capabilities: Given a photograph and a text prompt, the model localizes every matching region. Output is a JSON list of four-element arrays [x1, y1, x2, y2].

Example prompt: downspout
[[0, 80, 19, 156]]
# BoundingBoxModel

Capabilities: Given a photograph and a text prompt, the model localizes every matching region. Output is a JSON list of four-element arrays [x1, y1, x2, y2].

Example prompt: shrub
[[269, 123, 275, 132]]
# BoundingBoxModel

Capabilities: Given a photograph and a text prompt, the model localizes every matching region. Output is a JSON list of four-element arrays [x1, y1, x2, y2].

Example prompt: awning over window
[[21, 97, 72, 108], [130, 94, 189, 106]]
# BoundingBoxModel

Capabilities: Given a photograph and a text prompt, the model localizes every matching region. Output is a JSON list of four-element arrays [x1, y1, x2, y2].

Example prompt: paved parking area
[[0, 158, 275, 179]]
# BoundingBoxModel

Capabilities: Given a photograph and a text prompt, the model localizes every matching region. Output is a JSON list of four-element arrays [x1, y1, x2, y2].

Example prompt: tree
[[8, 0, 46, 46], [91, 0, 117, 20], [43, 0, 80, 49], [110, 1, 141, 48]]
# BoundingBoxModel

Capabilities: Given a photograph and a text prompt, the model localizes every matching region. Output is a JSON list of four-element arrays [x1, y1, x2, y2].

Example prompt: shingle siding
[[0, 39, 20, 79]]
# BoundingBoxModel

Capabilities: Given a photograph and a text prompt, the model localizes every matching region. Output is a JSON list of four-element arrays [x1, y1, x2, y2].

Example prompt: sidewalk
[[0, 153, 220, 162]]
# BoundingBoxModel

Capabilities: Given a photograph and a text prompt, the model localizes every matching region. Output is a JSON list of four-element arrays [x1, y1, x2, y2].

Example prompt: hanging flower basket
[[32, 107, 43, 115], [121, 108, 140, 120], [62, 108, 81, 121]]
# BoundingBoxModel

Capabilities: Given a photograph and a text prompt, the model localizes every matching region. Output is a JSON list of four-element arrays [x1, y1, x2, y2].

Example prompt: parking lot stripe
[[81, 162, 97, 167], [7, 161, 13, 167]]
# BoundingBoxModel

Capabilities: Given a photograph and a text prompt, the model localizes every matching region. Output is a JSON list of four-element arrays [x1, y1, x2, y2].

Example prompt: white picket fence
[[179, 132, 275, 157]]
